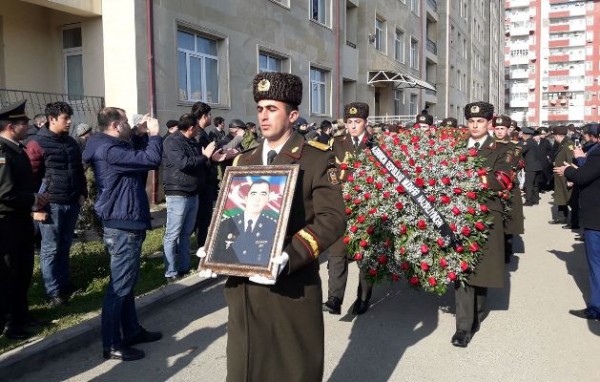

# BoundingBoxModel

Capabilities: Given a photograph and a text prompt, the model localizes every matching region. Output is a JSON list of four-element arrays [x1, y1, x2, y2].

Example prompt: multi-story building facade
[[505, 0, 600, 127], [1, 0, 504, 130]]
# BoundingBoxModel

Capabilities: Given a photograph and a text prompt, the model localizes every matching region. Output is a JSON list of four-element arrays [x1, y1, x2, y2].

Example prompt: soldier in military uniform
[[212, 179, 277, 266], [0, 100, 49, 340], [550, 125, 575, 225], [205, 72, 346, 382], [493, 115, 525, 264], [440, 117, 458, 128], [322, 102, 373, 316], [415, 111, 434, 130], [452, 102, 513, 348]]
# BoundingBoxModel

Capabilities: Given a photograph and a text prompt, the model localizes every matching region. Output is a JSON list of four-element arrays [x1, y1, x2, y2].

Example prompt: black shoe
[[123, 328, 162, 346], [166, 275, 181, 283], [523, 202, 533, 206], [47, 295, 69, 307], [351, 299, 370, 315], [322, 297, 342, 315], [103, 346, 145, 361], [548, 220, 565, 225], [575, 235, 585, 242], [3, 326, 31, 340], [451, 330, 471, 347], [569, 308, 600, 321]]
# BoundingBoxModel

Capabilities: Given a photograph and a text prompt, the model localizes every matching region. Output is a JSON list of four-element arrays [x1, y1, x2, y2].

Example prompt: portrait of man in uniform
[[202, 165, 299, 278]]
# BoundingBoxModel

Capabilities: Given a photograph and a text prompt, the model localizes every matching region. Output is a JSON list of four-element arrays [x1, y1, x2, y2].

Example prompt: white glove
[[249, 252, 289, 285], [196, 247, 217, 279]]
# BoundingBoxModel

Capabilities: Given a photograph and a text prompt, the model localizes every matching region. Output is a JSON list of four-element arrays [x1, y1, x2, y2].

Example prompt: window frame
[[409, 37, 419, 69], [311, 0, 330, 27], [395, 28, 405, 63], [310, 66, 330, 116], [375, 17, 386, 52], [62, 25, 84, 102]]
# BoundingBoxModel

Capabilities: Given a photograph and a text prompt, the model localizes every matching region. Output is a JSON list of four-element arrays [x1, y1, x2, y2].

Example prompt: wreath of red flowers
[[342, 128, 494, 294]]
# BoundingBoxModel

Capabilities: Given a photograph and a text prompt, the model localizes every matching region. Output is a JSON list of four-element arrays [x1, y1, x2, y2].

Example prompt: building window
[[395, 29, 405, 63], [177, 30, 219, 103], [410, 0, 420, 15], [375, 17, 386, 52], [410, 38, 419, 69], [259, 52, 282, 73], [63, 26, 83, 101], [409, 94, 418, 115], [394, 90, 404, 115], [311, 0, 329, 26], [310, 67, 328, 115]]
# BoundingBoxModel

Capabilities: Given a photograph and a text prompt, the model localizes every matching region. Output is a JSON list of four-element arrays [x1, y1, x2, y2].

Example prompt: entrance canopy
[[368, 70, 436, 92]]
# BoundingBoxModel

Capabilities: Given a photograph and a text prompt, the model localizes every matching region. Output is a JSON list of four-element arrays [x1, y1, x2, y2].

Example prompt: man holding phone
[[550, 126, 575, 225]]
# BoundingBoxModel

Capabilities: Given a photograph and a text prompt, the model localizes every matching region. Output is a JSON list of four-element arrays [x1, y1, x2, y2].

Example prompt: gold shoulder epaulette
[[306, 140, 331, 151]]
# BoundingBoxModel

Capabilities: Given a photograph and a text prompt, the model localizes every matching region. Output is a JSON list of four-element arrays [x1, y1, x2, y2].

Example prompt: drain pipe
[[146, 0, 158, 204], [335, 0, 340, 119]]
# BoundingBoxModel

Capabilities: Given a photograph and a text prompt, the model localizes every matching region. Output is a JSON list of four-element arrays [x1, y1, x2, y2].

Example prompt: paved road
[[14, 193, 600, 381]]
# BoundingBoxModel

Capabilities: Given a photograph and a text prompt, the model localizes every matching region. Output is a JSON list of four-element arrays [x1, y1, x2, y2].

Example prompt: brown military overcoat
[[553, 137, 575, 206], [223, 132, 346, 382], [499, 140, 525, 235]]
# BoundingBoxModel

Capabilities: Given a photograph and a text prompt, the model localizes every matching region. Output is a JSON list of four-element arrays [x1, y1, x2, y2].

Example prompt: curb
[[0, 274, 219, 380]]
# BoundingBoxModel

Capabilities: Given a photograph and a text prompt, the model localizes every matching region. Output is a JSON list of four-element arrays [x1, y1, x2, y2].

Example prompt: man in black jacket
[[521, 127, 543, 206], [26, 102, 87, 306], [162, 114, 215, 281], [555, 137, 600, 321]]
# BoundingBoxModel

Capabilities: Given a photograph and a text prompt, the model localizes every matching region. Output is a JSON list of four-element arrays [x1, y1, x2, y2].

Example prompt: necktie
[[267, 150, 277, 165], [353, 137, 359, 148], [473, 142, 480, 150], [246, 220, 253, 234]]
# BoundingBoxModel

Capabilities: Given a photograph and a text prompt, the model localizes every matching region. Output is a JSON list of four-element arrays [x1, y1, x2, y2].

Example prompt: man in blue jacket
[[83, 107, 163, 361]]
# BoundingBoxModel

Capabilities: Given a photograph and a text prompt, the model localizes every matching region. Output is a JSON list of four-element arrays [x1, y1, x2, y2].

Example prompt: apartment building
[[0, 0, 505, 129], [505, 0, 600, 127]]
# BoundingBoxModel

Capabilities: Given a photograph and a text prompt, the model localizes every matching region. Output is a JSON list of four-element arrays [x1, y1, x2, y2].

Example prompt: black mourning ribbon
[[473, 142, 480, 150], [267, 150, 277, 165], [246, 220, 253, 234], [369, 144, 456, 246]]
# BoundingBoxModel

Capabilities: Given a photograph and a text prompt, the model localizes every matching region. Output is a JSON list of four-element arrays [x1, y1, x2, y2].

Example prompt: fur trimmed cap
[[416, 113, 434, 126], [492, 115, 512, 128], [464, 102, 494, 120], [344, 102, 369, 120], [253, 72, 303, 106], [440, 117, 458, 128]]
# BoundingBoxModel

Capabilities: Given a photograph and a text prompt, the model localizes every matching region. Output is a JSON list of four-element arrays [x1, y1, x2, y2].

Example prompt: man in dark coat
[[204, 72, 346, 382], [493, 115, 524, 264], [452, 102, 512, 348], [324, 102, 373, 316], [550, 126, 574, 224], [0, 100, 49, 340], [555, 136, 600, 320], [521, 127, 543, 206]]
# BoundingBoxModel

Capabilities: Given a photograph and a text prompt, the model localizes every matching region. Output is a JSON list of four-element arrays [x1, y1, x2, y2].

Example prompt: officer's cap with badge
[[344, 102, 369, 121], [553, 125, 568, 136], [253, 72, 303, 108], [440, 117, 458, 128], [415, 113, 434, 126], [492, 115, 512, 128], [0, 100, 30, 124], [464, 101, 494, 120]]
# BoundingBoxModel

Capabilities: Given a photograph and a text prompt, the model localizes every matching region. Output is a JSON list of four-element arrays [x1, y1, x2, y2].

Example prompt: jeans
[[584, 229, 600, 314], [101, 227, 145, 349], [163, 195, 199, 278], [39, 202, 80, 297]]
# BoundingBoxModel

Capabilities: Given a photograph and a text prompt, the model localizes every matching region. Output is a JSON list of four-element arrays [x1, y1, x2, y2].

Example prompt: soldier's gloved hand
[[196, 247, 217, 279], [249, 252, 289, 285]]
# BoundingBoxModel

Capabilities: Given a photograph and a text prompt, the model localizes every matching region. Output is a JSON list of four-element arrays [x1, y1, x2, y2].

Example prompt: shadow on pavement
[[550, 242, 600, 336]]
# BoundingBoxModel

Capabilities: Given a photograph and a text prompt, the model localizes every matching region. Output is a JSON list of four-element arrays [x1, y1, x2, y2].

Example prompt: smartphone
[[574, 138, 582, 148]]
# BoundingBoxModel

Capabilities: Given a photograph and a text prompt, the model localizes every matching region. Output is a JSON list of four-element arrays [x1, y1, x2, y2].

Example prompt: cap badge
[[291, 147, 299, 153], [257, 79, 271, 92], [496, 117, 502, 124], [471, 105, 480, 113], [419, 116, 426, 122], [349, 107, 358, 115]]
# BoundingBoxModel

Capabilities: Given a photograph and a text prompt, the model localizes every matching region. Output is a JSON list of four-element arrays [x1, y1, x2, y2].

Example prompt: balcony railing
[[427, 0, 437, 12], [0, 88, 105, 135], [346, 40, 357, 49], [368, 115, 419, 126], [426, 38, 437, 55]]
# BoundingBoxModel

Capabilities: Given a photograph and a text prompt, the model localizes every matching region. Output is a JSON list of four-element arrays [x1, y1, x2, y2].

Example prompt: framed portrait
[[200, 164, 300, 278]]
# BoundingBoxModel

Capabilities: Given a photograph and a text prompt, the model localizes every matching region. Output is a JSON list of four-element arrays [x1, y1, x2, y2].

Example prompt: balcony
[[509, 69, 529, 79], [426, 39, 437, 55], [0, 88, 104, 134]]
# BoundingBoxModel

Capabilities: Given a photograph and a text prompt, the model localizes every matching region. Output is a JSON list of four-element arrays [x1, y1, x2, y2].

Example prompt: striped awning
[[368, 70, 436, 92]]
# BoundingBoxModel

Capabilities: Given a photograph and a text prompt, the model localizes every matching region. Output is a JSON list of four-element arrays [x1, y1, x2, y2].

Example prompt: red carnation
[[383, 238, 392, 248], [460, 261, 469, 271], [409, 158, 416, 166], [400, 261, 410, 271], [392, 274, 400, 282], [387, 176, 395, 183], [366, 176, 374, 184], [437, 238, 445, 247], [377, 255, 388, 264], [439, 258, 449, 268], [461, 226, 472, 236], [357, 215, 366, 223], [469, 242, 480, 252], [474, 221, 486, 231], [395, 202, 404, 210], [383, 191, 391, 198], [400, 224, 407, 234], [477, 168, 488, 176], [417, 220, 427, 230], [354, 185, 361, 192], [400, 246, 406, 255], [415, 166, 423, 174], [353, 198, 361, 205], [354, 252, 363, 261], [344, 194, 352, 201], [421, 262, 429, 271], [410, 136, 419, 144], [409, 276, 419, 286], [451, 206, 461, 216], [427, 195, 436, 203], [347, 175, 354, 182], [349, 226, 358, 233], [440, 195, 451, 204], [421, 244, 429, 254], [480, 204, 489, 213], [428, 179, 437, 186], [353, 161, 362, 169], [367, 226, 375, 235], [466, 191, 477, 200], [343, 236, 350, 244], [440, 161, 449, 168], [340, 163, 348, 170], [360, 240, 369, 248], [428, 277, 437, 286], [458, 154, 468, 162], [396, 185, 406, 193], [375, 182, 383, 190], [441, 176, 451, 185], [368, 269, 378, 277], [345, 208, 352, 215], [369, 208, 378, 214], [415, 178, 425, 187], [453, 187, 463, 195], [456, 245, 464, 253], [381, 214, 388, 222], [468, 148, 478, 157], [450, 223, 457, 232], [448, 271, 457, 281], [364, 192, 371, 200], [467, 207, 476, 215]]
